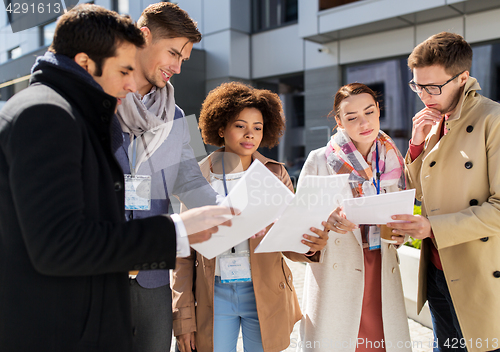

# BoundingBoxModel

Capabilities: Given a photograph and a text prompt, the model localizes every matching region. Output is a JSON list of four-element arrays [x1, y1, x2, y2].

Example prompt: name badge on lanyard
[[124, 174, 152, 210], [368, 225, 381, 250], [219, 252, 252, 283], [124, 136, 151, 210]]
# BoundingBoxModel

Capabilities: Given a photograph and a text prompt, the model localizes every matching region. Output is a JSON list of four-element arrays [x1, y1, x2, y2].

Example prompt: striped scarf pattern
[[325, 128, 405, 198]]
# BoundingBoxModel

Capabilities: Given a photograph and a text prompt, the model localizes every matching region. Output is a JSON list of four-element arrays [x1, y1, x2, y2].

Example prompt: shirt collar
[[141, 86, 157, 104]]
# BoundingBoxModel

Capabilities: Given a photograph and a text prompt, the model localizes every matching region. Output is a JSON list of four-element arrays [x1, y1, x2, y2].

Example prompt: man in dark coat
[[0, 5, 231, 352]]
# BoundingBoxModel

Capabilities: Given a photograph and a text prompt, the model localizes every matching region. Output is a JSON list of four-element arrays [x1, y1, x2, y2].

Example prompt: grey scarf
[[116, 82, 175, 174]]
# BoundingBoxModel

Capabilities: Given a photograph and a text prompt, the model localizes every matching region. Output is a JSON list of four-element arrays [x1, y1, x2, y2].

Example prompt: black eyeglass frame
[[408, 71, 465, 95]]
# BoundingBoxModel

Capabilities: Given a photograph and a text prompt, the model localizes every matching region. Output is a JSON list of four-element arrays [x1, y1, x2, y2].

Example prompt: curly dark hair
[[199, 82, 285, 148]]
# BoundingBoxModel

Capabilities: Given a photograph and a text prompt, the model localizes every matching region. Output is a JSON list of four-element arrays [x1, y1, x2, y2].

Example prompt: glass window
[[113, 0, 129, 14], [8, 46, 22, 60], [471, 42, 500, 103], [252, 0, 298, 32], [319, 0, 362, 11], [344, 58, 415, 154], [40, 21, 57, 47]]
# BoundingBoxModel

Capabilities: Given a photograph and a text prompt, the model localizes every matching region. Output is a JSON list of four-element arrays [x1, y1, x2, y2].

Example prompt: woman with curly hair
[[172, 82, 331, 352]]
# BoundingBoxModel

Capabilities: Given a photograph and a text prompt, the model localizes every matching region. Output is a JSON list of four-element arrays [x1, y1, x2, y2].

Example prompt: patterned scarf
[[325, 128, 405, 198]]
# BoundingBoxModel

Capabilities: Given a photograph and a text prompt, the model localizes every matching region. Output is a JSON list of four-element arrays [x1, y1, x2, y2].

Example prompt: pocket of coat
[[281, 257, 294, 291], [80, 276, 104, 345]]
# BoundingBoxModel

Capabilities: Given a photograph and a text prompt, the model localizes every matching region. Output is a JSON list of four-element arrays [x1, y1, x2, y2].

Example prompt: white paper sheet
[[342, 189, 416, 225], [190, 159, 294, 259], [254, 174, 351, 254]]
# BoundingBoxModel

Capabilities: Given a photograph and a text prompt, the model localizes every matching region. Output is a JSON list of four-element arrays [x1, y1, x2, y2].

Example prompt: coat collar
[[198, 148, 282, 179], [447, 76, 481, 122]]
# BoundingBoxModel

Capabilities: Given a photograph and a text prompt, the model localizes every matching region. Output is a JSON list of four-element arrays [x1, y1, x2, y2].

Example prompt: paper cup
[[380, 225, 398, 244]]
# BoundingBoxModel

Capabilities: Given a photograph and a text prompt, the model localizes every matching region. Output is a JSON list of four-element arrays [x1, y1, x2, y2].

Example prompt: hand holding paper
[[325, 206, 358, 234], [386, 214, 433, 240], [255, 174, 350, 254], [190, 160, 293, 259]]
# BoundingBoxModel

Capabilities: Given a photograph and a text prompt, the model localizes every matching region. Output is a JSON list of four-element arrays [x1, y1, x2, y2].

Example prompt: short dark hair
[[49, 4, 145, 76], [408, 32, 472, 76], [199, 82, 285, 148], [137, 2, 201, 43], [331, 83, 379, 118]]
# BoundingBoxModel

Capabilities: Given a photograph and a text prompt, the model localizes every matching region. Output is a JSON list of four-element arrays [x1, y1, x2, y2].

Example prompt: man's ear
[[459, 70, 469, 87], [74, 52, 96, 76], [140, 26, 152, 44]]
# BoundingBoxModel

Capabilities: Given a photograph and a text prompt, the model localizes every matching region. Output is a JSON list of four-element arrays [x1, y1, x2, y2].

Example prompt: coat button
[[159, 261, 167, 269], [279, 282, 285, 289], [288, 274, 292, 282], [114, 181, 122, 191], [465, 161, 473, 169], [493, 271, 500, 278], [335, 238, 341, 245], [469, 199, 478, 206], [133, 264, 141, 270], [150, 262, 158, 269], [333, 263, 339, 270], [466, 125, 474, 133], [101, 115, 110, 123], [480, 237, 489, 242], [392, 267, 396, 273], [103, 100, 112, 109], [142, 263, 150, 270], [430, 161, 436, 167], [194, 260, 199, 267]]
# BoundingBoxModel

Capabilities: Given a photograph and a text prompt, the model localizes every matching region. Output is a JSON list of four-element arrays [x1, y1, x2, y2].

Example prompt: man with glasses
[[388, 32, 500, 352]]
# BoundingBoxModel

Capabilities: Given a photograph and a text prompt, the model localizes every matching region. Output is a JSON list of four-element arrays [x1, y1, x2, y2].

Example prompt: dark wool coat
[[0, 58, 177, 352]]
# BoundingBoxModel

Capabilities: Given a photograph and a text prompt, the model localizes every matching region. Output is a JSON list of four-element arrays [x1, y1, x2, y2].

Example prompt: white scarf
[[116, 82, 175, 174]]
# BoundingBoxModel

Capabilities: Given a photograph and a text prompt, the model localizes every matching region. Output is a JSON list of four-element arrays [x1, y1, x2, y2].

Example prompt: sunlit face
[[136, 27, 193, 96], [412, 65, 468, 115], [336, 93, 380, 155], [220, 107, 264, 159], [91, 41, 137, 110]]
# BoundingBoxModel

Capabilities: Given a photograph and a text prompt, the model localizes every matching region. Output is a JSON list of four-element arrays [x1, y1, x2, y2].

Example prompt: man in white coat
[[389, 32, 500, 352]]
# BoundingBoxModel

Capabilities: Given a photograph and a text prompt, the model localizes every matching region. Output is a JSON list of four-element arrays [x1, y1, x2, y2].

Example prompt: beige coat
[[297, 147, 411, 352], [405, 77, 500, 352], [172, 150, 321, 352]]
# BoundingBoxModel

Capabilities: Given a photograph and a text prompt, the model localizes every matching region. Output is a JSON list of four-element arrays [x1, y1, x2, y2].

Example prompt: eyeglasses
[[408, 71, 464, 95]]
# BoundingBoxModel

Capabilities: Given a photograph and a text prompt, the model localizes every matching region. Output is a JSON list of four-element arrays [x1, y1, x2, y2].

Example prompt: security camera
[[318, 47, 330, 53]]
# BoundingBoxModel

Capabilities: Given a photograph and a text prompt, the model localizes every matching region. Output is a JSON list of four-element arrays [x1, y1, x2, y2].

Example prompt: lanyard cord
[[221, 155, 229, 197], [130, 136, 137, 177], [220, 156, 235, 253], [373, 143, 381, 195]]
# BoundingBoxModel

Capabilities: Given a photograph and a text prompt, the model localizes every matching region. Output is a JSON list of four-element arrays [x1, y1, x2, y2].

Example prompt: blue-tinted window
[[252, 0, 298, 32]]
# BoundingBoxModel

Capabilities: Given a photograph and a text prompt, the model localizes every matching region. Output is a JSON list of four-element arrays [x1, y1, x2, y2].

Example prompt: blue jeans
[[213, 276, 264, 352], [427, 263, 500, 352], [427, 263, 466, 352]]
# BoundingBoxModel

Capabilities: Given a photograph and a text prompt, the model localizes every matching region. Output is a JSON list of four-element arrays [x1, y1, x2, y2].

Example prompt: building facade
[[2, 0, 500, 170]]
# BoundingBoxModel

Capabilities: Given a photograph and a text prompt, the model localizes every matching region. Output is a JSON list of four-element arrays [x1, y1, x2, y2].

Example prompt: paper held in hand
[[190, 159, 294, 259], [341, 189, 416, 225], [254, 174, 351, 254]]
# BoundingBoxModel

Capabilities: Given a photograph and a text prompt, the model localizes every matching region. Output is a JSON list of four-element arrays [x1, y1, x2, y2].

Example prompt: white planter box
[[398, 245, 433, 328]]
